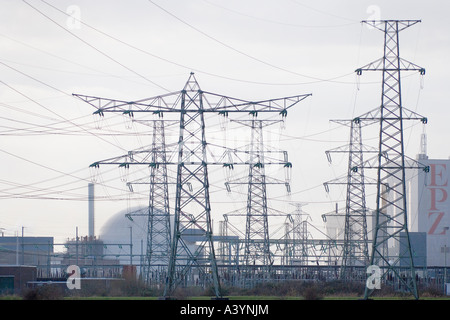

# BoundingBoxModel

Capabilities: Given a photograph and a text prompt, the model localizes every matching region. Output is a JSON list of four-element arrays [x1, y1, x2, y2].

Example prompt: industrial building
[[0, 236, 54, 276], [407, 142, 450, 267]]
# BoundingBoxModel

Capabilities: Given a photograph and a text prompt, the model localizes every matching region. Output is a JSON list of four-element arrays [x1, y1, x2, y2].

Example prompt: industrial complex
[[0, 18, 449, 300]]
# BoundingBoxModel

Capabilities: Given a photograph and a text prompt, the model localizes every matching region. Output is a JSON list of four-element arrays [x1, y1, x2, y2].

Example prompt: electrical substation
[[1, 17, 449, 300]]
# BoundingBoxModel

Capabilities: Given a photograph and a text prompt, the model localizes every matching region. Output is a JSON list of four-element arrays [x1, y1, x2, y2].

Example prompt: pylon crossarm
[[361, 19, 421, 32], [330, 118, 377, 128], [74, 91, 311, 114], [73, 91, 184, 113], [360, 153, 429, 171], [202, 92, 311, 113], [324, 175, 378, 189], [356, 57, 424, 74], [326, 143, 378, 158], [217, 146, 290, 164]]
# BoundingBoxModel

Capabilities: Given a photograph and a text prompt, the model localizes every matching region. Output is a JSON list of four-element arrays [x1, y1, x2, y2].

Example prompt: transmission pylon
[[87, 118, 174, 287], [139, 119, 172, 286], [288, 202, 310, 266], [245, 119, 271, 268], [325, 117, 378, 279], [356, 20, 427, 299], [223, 118, 292, 283], [244, 119, 276, 274], [75, 73, 311, 299]]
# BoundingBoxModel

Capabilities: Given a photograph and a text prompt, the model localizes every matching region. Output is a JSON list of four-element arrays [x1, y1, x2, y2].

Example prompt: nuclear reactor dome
[[98, 206, 151, 265]]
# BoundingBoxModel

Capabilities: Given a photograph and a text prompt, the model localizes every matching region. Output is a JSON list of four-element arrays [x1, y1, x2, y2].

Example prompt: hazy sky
[[0, 0, 449, 244]]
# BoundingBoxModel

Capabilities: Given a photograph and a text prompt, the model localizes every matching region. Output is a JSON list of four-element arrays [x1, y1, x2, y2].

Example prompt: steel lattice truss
[[223, 119, 291, 281], [143, 120, 171, 285], [90, 119, 174, 286], [243, 120, 271, 268], [75, 73, 311, 298], [286, 203, 311, 266], [356, 20, 427, 300], [325, 117, 376, 278]]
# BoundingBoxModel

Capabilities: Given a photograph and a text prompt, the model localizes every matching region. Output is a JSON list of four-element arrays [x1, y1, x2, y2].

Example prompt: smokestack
[[88, 183, 95, 238], [417, 131, 428, 160]]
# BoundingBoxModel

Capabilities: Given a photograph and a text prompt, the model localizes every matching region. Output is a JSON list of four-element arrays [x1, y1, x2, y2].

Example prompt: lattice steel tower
[[325, 117, 376, 278], [75, 73, 311, 298], [86, 118, 173, 286], [224, 118, 292, 280], [142, 119, 172, 285], [356, 20, 426, 299], [289, 202, 310, 266], [245, 119, 271, 268]]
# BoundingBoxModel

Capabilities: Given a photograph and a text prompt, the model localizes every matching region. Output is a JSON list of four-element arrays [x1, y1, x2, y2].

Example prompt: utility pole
[[129, 226, 133, 266], [356, 20, 427, 300], [76, 226, 79, 267], [21, 226, 24, 265], [75, 73, 310, 298]]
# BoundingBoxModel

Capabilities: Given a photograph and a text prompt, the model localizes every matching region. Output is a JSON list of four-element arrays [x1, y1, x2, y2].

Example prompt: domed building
[[98, 206, 153, 266], [97, 205, 216, 282]]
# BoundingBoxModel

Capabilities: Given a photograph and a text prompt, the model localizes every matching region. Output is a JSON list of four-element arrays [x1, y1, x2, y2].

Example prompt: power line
[[201, 0, 358, 28], [288, 0, 358, 23], [147, 0, 357, 84], [0, 33, 166, 87], [0, 77, 129, 152], [38, 0, 360, 86], [22, 0, 170, 93]]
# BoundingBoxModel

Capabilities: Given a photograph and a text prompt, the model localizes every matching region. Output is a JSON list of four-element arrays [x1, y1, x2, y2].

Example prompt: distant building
[[61, 236, 122, 278], [407, 154, 450, 267], [0, 265, 37, 295], [0, 236, 53, 267]]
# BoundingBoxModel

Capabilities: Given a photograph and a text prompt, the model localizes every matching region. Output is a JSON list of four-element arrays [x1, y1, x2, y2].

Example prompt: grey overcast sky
[[0, 0, 448, 243]]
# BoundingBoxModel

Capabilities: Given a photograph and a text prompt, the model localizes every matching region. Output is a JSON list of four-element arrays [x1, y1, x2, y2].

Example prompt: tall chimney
[[88, 183, 95, 238], [417, 131, 428, 160]]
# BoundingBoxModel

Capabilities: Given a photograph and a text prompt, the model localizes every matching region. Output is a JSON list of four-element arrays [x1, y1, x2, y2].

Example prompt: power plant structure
[[1, 19, 449, 299], [74, 72, 312, 298]]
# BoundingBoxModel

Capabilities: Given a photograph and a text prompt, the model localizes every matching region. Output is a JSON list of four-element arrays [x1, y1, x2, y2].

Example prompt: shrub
[[22, 285, 64, 300], [420, 284, 444, 297], [302, 284, 323, 300]]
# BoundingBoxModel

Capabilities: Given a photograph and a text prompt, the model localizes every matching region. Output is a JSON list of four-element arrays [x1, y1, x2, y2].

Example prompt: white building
[[407, 145, 450, 267]]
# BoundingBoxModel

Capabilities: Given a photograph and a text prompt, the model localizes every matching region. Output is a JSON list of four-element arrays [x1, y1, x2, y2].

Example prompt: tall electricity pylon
[[325, 117, 376, 279], [75, 73, 311, 298], [139, 119, 172, 286], [224, 119, 291, 281], [87, 118, 173, 287], [356, 20, 426, 299], [243, 119, 272, 269], [288, 202, 310, 266]]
